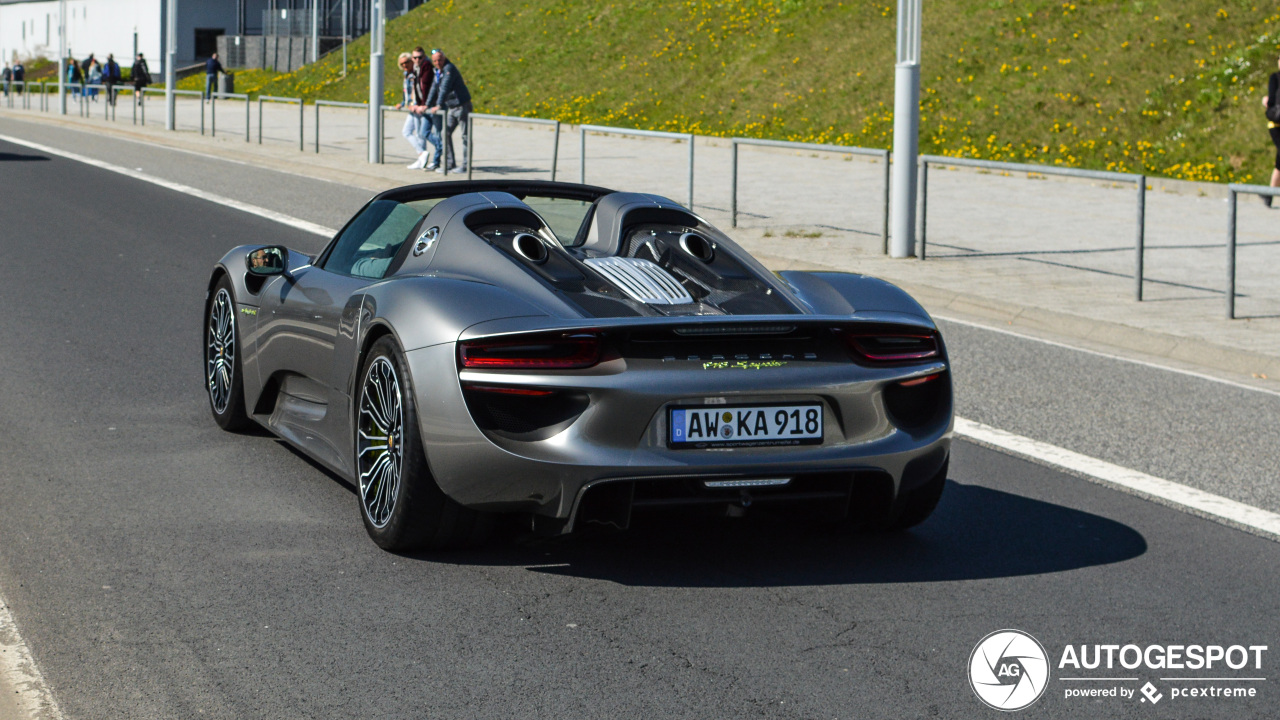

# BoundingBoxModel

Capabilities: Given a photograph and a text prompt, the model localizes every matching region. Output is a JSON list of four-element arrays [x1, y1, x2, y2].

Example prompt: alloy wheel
[[358, 356, 404, 528]]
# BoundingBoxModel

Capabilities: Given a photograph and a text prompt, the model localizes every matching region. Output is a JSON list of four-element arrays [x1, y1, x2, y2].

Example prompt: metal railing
[[1225, 184, 1280, 319], [580, 125, 695, 208], [467, 114, 560, 182], [210, 92, 252, 141], [315, 99, 368, 153], [918, 155, 1148, 300], [731, 138, 890, 250], [258, 95, 305, 150]]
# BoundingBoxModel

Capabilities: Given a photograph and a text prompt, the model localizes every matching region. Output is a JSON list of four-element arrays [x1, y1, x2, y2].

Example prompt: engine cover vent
[[584, 257, 693, 305]]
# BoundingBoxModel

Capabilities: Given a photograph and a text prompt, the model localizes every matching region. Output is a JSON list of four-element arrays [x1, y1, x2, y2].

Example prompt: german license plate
[[669, 404, 823, 448]]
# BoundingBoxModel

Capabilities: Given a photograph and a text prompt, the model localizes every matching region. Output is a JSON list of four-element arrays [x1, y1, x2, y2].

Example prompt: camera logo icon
[[969, 630, 1050, 711]]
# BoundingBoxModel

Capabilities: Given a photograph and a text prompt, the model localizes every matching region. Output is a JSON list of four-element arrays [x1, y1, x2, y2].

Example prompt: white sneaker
[[406, 151, 429, 170], [425, 162, 439, 171], [448, 166, 466, 174], [434, 166, 446, 174]]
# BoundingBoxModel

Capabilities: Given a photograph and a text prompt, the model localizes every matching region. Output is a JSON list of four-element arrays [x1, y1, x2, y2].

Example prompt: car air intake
[[583, 257, 693, 305]]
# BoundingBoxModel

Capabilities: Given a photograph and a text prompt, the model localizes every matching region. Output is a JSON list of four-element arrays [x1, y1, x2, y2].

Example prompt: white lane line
[[0, 134, 336, 239], [0, 591, 63, 720], [956, 417, 1280, 541], [8, 129, 1279, 542], [936, 314, 1280, 400]]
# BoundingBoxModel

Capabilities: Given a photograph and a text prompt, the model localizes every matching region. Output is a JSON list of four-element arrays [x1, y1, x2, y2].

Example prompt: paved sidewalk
[[3, 96, 1278, 384]]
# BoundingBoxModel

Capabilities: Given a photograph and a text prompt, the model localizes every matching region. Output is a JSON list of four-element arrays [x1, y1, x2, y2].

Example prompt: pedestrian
[[88, 60, 102, 101], [103, 54, 120, 106], [204, 52, 223, 102], [1, 63, 10, 98], [411, 47, 438, 169], [131, 53, 151, 109], [1262, 55, 1280, 208], [66, 55, 83, 96], [80, 53, 93, 97], [13, 60, 24, 95], [424, 49, 472, 174], [393, 52, 431, 169]]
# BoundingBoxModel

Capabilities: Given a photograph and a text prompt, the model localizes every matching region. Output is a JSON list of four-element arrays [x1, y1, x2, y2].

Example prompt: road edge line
[[0, 134, 336, 239], [955, 416, 1280, 542], [0, 590, 63, 720]]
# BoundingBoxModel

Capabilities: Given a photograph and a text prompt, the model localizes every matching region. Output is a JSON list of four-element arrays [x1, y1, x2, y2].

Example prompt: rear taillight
[[458, 333, 602, 370], [842, 332, 939, 363]]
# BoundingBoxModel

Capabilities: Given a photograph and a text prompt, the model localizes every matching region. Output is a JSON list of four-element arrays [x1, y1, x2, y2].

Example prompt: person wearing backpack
[[131, 53, 151, 110], [103, 54, 121, 107], [1261, 55, 1280, 207]]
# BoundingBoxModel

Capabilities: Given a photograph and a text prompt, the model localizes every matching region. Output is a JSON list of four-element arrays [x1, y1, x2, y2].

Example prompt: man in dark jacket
[[425, 50, 472, 173], [1, 64, 10, 98], [103, 54, 121, 106], [12, 61, 24, 95], [204, 52, 223, 101], [131, 53, 150, 110]]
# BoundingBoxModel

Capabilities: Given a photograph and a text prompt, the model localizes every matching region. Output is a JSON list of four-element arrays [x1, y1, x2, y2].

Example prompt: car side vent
[[584, 257, 694, 305]]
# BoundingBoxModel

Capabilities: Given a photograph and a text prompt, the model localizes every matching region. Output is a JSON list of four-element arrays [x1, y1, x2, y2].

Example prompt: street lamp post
[[310, 0, 319, 63], [165, 0, 177, 131], [890, 0, 922, 258], [367, 0, 384, 163]]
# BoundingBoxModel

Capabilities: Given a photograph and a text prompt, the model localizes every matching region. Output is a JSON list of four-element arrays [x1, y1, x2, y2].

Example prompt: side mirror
[[246, 246, 287, 276]]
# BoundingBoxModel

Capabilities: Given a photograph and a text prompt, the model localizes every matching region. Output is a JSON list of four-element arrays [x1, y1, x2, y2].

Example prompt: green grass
[[190, 0, 1280, 184]]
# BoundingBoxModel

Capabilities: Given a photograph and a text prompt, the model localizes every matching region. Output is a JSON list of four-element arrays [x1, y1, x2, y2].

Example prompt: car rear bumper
[[406, 342, 953, 529]]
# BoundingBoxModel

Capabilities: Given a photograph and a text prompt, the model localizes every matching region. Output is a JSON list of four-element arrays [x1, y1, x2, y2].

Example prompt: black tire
[[205, 276, 251, 431], [356, 336, 491, 551], [846, 458, 948, 532]]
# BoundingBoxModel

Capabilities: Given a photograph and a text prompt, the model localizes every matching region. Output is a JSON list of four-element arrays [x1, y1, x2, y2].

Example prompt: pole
[[315, 101, 320, 152], [890, 0, 922, 258], [245, 95, 250, 142], [917, 157, 928, 260], [342, 0, 348, 76], [730, 141, 738, 227], [579, 126, 585, 183], [550, 121, 560, 181], [467, 114, 475, 180], [687, 134, 695, 209], [1135, 175, 1146, 301], [165, 0, 177, 131], [299, 99, 304, 151], [58, 0, 66, 115], [881, 151, 891, 253], [211, 96, 216, 136], [311, 0, 319, 63], [1226, 189, 1237, 320], [367, 0, 384, 163]]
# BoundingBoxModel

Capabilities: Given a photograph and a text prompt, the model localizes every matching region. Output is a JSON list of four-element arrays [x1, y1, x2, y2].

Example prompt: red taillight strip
[[898, 373, 941, 388], [458, 333, 602, 370], [844, 333, 939, 362]]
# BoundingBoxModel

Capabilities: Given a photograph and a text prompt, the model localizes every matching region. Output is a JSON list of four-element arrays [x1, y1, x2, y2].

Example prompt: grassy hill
[[185, 0, 1280, 184]]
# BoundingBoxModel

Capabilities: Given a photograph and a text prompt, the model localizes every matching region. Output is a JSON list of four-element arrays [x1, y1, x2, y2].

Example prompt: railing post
[[315, 101, 321, 153], [881, 150, 891, 254], [579, 125, 586, 184], [200, 93, 206, 135], [141, 90, 146, 125], [550, 121, 560, 182], [687, 134, 695, 209], [245, 97, 250, 142], [299, 99, 304, 152], [917, 157, 928, 260], [1135, 175, 1146, 301], [1226, 188, 1237, 319], [211, 96, 217, 136], [730, 140, 739, 228], [467, 114, 475, 180], [258, 97, 263, 144]]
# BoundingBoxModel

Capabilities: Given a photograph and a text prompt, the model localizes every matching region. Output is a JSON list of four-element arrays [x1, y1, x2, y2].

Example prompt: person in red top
[[1261, 56, 1280, 207]]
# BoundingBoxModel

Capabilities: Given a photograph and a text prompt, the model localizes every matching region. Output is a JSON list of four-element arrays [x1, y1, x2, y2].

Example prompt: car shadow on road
[[0, 151, 50, 162], [435, 480, 1146, 587]]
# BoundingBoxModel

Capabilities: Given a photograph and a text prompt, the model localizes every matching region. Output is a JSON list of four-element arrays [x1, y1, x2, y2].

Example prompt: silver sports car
[[204, 181, 952, 550]]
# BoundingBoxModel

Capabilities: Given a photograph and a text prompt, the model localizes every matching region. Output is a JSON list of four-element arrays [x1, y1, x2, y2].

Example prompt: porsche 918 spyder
[[204, 181, 952, 550]]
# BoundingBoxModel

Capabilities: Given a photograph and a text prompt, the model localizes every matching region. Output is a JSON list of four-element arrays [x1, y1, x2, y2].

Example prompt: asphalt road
[[1, 137, 1278, 719]]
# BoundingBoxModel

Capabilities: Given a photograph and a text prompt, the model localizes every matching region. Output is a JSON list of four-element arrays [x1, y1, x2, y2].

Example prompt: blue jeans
[[402, 113, 429, 155], [205, 74, 217, 100], [427, 114, 444, 165]]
